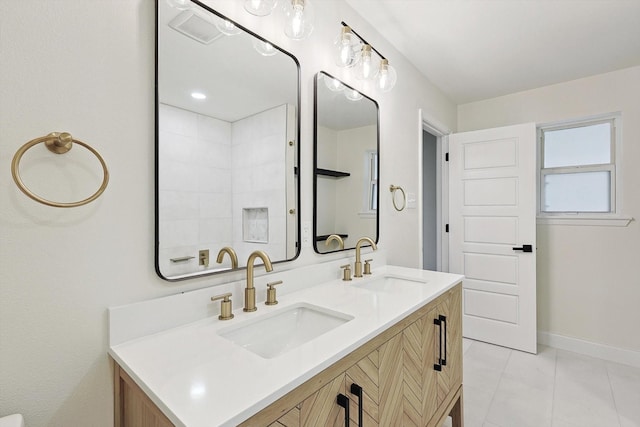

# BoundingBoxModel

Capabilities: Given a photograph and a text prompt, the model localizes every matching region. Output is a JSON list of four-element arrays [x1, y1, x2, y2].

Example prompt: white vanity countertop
[[109, 265, 463, 427]]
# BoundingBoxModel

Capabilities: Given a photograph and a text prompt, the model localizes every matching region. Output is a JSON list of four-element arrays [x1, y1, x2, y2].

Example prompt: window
[[362, 150, 378, 214], [539, 115, 619, 216]]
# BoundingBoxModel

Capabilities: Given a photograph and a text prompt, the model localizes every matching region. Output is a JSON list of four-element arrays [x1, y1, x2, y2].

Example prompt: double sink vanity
[[109, 260, 463, 426], [119, 1, 466, 426]]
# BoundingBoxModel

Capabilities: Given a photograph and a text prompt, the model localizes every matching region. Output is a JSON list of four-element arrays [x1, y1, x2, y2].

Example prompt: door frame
[[417, 109, 451, 272]]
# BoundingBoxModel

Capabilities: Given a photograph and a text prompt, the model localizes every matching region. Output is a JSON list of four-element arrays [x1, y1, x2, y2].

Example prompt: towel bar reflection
[[389, 184, 406, 211], [11, 132, 109, 208]]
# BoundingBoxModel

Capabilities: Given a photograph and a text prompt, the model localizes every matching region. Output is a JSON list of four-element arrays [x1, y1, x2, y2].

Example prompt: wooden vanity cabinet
[[114, 364, 173, 427], [250, 284, 463, 427], [113, 283, 463, 427]]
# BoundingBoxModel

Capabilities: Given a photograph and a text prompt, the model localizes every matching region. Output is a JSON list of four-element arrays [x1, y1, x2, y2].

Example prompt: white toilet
[[0, 414, 24, 427]]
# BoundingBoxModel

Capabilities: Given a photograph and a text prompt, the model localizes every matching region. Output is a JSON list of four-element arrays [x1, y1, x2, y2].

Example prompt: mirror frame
[[312, 71, 380, 254], [154, 0, 301, 281]]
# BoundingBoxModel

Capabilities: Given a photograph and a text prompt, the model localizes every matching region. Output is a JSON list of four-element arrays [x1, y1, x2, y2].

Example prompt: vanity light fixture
[[191, 92, 206, 100], [283, 0, 314, 40], [354, 44, 377, 80], [336, 22, 397, 91], [376, 58, 397, 92], [334, 26, 361, 68], [244, 0, 278, 16]]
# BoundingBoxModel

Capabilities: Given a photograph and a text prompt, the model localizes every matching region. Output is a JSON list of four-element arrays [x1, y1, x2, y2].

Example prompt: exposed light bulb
[[345, 89, 363, 101], [284, 0, 314, 40], [253, 39, 277, 56], [244, 0, 278, 16], [376, 59, 397, 92], [333, 26, 360, 68], [216, 18, 241, 36], [323, 75, 344, 92], [354, 44, 377, 80]]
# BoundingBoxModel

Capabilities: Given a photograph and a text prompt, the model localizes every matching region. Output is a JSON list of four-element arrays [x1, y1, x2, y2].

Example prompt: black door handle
[[337, 393, 350, 426], [512, 244, 533, 252], [350, 383, 363, 427]]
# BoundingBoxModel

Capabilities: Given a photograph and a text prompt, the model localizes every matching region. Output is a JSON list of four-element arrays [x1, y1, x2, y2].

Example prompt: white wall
[[0, 1, 455, 426], [335, 125, 377, 249], [457, 66, 640, 353]]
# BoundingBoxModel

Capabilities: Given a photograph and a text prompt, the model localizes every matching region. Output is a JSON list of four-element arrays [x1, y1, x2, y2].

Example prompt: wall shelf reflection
[[317, 168, 350, 178]]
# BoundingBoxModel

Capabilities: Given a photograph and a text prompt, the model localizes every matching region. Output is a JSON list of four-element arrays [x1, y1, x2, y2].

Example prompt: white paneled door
[[449, 123, 537, 354]]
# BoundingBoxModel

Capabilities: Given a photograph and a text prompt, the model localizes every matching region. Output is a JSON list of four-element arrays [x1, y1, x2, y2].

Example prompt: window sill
[[537, 215, 634, 227]]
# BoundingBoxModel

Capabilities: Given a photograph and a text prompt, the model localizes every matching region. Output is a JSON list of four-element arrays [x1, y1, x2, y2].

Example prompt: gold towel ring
[[11, 132, 109, 208], [389, 184, 406, 211]]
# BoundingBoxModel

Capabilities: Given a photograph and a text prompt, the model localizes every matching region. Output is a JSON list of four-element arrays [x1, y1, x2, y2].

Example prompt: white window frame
[[537, 113, 631, 226], [360, 150, 378, 218]]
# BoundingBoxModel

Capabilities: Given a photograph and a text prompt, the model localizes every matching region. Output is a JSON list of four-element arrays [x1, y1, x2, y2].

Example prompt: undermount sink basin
[[352, 274, 429, 293], [218, 303, 354, 359]]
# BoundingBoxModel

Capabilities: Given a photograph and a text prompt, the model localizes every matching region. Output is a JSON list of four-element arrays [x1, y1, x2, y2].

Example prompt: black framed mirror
[[313, 71, 379, 254], [156, 0, 300, 280]]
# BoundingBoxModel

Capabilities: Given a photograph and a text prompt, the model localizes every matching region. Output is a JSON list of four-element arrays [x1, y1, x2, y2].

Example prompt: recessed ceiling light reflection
[[191, 92, 207, 100]]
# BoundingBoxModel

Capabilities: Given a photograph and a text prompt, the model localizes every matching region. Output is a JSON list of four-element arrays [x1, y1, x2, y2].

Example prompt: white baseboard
[[538, 331, 640, 368]]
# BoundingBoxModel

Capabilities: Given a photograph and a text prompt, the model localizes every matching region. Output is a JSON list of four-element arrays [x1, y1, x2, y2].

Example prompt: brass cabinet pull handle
[[11, 132, 109, 208]]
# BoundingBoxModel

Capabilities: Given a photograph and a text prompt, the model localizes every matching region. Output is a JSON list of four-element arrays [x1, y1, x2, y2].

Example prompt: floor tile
[[503, 345, 556, 390], [485, 374, 553, 427], [460, 339, 639, 427], [462, 384, 494, 427], [607, 362, 640, 427]]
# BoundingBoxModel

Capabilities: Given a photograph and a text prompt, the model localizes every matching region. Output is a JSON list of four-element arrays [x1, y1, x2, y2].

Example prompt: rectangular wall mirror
[[156, 0, 300, 280], [314, 72, 379, 254]]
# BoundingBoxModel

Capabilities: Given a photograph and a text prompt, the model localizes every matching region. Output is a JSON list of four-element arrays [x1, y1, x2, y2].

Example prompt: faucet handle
[[265, 280, 283, 306], [364, 259, 373, 275], [211, 292, 234, 320], [340, 264, 352, 281]]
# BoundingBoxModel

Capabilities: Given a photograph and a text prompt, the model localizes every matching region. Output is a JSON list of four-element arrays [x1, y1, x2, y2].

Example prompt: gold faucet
[[354, 237, 377, 278], [244, 250, 273, 312], [216, 246, 238, 269], [326, 234, 345, 249]]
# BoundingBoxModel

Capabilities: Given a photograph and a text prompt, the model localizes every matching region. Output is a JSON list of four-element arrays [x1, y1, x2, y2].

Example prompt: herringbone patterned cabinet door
[[436, 287, 463, 405], [402, 316, 424, 427], [269, 406, 300, 427], [421, 309, 439, 426], [300, 375, 347, 427], [378, 333, 404, 426], [346, 349, 380, 426]]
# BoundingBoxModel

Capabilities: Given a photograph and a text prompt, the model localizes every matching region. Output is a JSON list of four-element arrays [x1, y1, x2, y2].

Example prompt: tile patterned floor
[[442, 339, 640, 427]]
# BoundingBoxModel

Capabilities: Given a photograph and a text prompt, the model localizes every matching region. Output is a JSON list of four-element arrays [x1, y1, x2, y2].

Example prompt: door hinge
[[445, 152, 449, 162], [445, 224, 449, 233]]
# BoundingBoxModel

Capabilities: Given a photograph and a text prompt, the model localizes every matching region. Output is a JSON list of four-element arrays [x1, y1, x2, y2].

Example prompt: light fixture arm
[[340, 21, 386, 61]]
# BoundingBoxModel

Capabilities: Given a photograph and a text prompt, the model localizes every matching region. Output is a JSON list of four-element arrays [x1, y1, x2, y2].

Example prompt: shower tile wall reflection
[[158, 103, 289, 277]]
